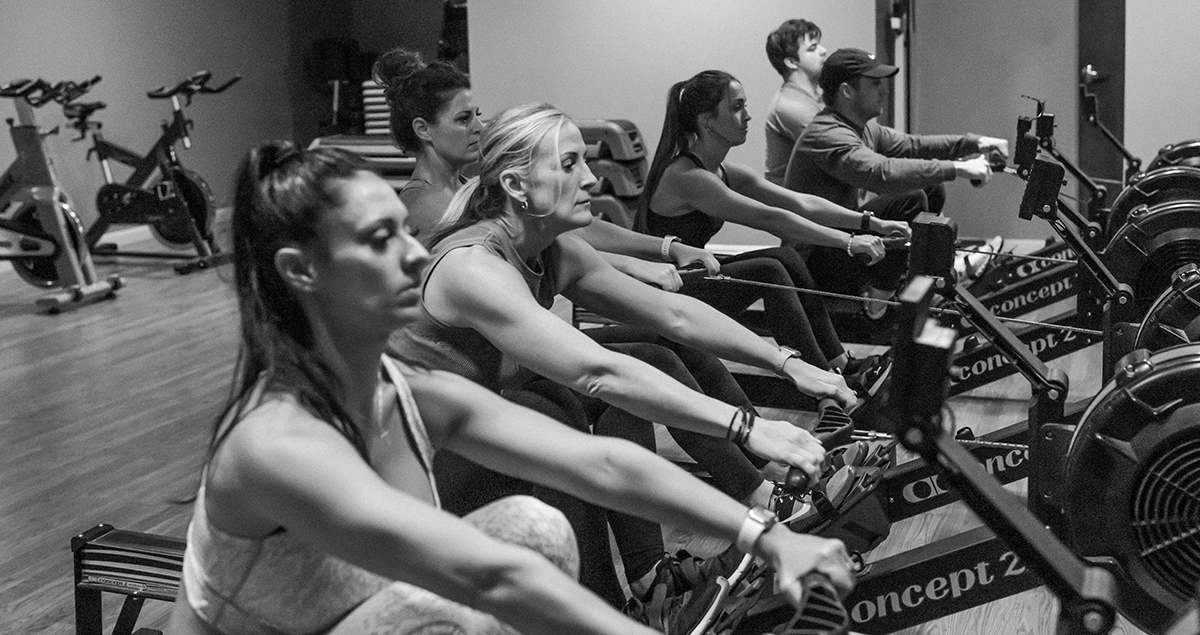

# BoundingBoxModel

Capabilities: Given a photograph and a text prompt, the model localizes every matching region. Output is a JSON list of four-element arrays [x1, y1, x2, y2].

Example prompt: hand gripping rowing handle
[[782, 398, 854, 494]]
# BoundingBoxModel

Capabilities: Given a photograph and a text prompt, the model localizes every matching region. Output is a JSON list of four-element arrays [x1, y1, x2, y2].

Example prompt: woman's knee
[[330, 582, 516, 635], [466, 495, 580, 579]]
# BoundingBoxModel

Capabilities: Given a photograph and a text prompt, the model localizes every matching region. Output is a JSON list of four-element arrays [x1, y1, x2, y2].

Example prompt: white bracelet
[[661, 235, 680, 262], [846, 234, 855, 258]]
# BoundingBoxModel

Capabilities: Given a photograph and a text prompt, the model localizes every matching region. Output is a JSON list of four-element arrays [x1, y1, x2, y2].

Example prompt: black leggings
[[433, 377, 633, 607], [679, 246, 844, 369], [807, 184, 943, 295]]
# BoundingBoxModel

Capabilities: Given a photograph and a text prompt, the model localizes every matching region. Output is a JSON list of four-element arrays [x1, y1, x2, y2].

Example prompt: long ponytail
[[637, 70, 737, 232]]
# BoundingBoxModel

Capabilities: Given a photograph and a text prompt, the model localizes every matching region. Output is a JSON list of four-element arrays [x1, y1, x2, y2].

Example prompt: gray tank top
[[181, 356, 437, 635]]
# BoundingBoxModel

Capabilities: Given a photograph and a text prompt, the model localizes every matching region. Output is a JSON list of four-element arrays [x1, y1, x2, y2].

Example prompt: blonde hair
[[431, 102, 570, 243]]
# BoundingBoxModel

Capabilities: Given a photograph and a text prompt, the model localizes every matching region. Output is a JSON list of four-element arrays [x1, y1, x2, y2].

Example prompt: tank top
[[388, 216, 560, 392], [181, 356, 438, 635], [644, 152, 730, 248]]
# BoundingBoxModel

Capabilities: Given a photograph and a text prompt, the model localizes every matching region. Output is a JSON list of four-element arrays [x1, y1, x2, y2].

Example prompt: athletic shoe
[[964, 235, 1005, 280], [840, 350, 883, 377], [844, 352, 893, 400], [624, 547, 744, 634]]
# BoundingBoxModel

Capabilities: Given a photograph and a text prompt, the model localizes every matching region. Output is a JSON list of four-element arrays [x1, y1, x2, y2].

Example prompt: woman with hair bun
[[373, 48, 481, 237]]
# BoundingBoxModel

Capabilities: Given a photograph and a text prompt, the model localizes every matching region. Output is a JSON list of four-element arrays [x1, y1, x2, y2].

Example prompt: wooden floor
[[0, 233, 1149, 634]]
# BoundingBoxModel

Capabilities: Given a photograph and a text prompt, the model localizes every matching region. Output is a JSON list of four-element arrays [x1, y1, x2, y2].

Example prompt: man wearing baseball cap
[[783, 47, 1007, 320]]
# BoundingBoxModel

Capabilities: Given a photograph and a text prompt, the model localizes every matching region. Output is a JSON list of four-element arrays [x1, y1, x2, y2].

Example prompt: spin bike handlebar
[[47, 75, 102, 104], [0, 78, 58, 107], [147, 70, 241, 102]]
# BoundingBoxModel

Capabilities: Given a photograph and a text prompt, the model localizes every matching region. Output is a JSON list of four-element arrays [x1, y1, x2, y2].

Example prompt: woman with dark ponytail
[[165, 140, 853, 635], [640, 70, 911, 397]]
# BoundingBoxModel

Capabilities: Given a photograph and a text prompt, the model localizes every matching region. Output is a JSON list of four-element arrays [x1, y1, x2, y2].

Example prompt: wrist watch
[[776, 346, 802, 376], [736, 505, 778, 554], [661, 235, 681, 262], [860, 210, 874, 232]]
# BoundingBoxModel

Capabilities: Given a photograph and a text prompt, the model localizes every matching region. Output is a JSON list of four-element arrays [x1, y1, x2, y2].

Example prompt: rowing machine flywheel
[[1062, 344, 1200, 633], [1105, 166, 1200, 242], [1135, 264, 1200, 353], [1102, 199, 1200, 312], [1145, 138, 1200, 173]]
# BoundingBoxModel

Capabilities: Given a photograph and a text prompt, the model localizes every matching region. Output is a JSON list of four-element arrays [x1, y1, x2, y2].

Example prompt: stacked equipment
[[576, 119, 647, 229], [308, 81, 415, 190]]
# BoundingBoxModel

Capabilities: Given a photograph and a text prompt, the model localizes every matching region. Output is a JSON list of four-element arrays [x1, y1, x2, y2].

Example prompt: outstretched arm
[[414, 369, 857, 595], [198, 403, 657, 635], [658, 162, 886, 263], [558, 235, 857, 410], [422, 243, 838, 472], [569, 217, 720, 273], [593, 251, 685, 291], [726, 162, 911, 242]]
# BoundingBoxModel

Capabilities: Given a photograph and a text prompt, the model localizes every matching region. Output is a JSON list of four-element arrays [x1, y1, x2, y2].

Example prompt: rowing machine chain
[[851, 430, 1029, 451], [701, 275, 1103, 338]]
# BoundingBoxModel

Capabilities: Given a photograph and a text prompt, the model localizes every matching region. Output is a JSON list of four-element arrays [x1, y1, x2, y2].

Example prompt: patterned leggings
[[327, 496, 578, 635]]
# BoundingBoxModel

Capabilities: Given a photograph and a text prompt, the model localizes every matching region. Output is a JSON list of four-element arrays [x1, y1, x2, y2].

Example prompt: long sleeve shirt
[[784, 108, 981, 209]]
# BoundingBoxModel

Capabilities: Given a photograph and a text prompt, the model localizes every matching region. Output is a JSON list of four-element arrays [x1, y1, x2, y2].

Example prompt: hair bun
[[372, 48, 426, 89]]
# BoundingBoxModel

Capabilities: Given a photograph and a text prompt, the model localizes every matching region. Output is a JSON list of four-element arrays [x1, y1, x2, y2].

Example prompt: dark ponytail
[[210, 141, 375, 461], [638, 70, 737, 232]]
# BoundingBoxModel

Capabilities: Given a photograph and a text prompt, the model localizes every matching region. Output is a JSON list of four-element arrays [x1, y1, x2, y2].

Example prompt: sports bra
[[644, 152, 730, 248]]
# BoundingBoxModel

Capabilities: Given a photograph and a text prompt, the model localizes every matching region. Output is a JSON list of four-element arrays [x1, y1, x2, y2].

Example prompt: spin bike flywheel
[[1062, 344, 1200, 634], [1105, 166, 1200, 242], [1145, 138, 1200, 173], [9, 195, 82, 288], [147, 168, 215, 249], [1135, 264, 1200, 353], [1102, 198, 1200, 312]]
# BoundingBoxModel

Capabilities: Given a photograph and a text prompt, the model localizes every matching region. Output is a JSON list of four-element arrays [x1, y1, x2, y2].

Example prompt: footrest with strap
[[71, 523, 185, 635]]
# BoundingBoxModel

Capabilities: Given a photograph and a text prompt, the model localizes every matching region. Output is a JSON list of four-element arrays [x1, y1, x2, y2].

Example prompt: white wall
[[908, 0, 1077, 241], [0, 0, 294, 225], [1126, 0, 1200, 167], [468, 0, 876, 245]]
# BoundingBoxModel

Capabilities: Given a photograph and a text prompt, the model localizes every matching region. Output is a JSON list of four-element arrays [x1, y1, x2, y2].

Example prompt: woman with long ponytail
[[639, 70, 912, 399]]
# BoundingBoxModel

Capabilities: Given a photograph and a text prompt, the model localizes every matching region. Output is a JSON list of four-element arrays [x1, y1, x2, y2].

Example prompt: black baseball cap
[[819, 48, 899, 97]]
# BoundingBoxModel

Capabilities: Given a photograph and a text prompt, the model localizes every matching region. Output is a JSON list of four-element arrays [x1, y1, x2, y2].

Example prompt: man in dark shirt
[[784, 48, 1007, 316]]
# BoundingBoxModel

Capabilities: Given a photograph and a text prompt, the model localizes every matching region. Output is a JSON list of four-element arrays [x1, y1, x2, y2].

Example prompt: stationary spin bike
[[62, 70, 239, 274], [0, 77, 120, 311]]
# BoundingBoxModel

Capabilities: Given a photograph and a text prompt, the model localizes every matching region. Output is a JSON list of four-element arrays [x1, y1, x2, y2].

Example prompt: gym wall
[[467, 0, 876, 248], [906, 0, 1078, 241], [0, 0, 294, 226], [1126, 0, 1200, 166]]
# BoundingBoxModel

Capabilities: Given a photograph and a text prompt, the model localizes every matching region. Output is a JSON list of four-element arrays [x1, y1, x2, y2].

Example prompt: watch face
[[749, 506, 777, 527]]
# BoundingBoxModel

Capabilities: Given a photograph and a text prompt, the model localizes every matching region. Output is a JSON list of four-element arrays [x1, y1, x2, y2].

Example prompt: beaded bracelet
[[846, 233, 855, 258]]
